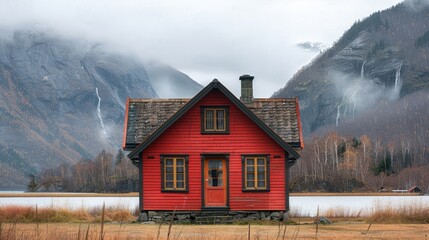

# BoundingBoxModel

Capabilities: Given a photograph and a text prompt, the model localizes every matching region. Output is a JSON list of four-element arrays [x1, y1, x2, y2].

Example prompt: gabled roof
[[123, 79, 303, 160]]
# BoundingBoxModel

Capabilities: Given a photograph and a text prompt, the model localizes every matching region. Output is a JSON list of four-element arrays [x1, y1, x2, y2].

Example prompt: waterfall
[[351, 60, 366, 117], [336, 96, 346, 126], [336, 60, 366, 125], [350, 86, 360, 117], [96, 87, 108, 138], [335, 105, 341, 126], [361, 60, 366, 79], [393, 63, 402, 99]]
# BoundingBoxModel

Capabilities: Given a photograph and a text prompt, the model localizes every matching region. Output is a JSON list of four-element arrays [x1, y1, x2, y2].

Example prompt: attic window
[[201, 106, 229, 134]]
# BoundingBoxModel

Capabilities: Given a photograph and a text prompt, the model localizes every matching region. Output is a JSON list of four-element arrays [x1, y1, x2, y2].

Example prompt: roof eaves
[[295, 97, 304, 149], [127, 79, 221, 159], [217, 85, 300, 160], [121, 97, 130, 150], [127, 79, 301, 160]]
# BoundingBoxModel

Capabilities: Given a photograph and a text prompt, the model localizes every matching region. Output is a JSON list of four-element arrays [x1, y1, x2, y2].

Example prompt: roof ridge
[[126, 79, 301, 160], [129, 98, 191, 102]]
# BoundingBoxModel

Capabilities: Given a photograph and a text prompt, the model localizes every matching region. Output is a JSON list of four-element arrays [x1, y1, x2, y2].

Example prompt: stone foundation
[[137, 211, 288, 224]]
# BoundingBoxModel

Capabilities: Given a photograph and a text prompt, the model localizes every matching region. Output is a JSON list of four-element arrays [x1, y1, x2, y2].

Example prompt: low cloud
[[331, 67, 403, 126], [0, 0, 403, 97]]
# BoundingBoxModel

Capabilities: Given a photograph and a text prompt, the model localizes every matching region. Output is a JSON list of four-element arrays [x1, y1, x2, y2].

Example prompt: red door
[[204, 158, 227, 207]]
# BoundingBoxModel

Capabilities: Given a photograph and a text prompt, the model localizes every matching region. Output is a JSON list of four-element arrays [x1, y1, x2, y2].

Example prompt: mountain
[[274, 0, 429, 135], [0, 30, 202, 188]]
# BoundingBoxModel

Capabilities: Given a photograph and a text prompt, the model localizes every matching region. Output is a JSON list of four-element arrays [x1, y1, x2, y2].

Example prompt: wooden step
[[195, 215, 234, 224]]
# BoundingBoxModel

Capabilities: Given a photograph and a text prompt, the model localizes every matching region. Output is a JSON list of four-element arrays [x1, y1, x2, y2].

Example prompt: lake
[[1, 192, 428, 217]]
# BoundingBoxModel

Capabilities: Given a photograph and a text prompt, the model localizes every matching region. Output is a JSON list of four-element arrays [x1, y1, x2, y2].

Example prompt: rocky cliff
[[274, 0, 429, 135], [0, 31, 202, 187]]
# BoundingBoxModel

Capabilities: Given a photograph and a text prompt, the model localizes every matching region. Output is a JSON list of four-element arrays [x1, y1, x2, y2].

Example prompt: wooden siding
[[141, 89, 286, 211]]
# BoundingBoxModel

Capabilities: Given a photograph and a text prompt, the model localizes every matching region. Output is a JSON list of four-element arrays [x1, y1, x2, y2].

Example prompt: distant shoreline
[[291, 192, 423, 196], [0, 192, 423, 198]]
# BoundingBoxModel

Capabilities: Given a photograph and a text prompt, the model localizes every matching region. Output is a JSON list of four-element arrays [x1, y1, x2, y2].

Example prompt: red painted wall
[[141, 89, 287, 211]]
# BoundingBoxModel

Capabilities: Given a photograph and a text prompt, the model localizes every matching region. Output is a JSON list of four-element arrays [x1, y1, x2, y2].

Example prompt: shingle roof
[[123, 98, 189, 149], [245, 99, 302, 146], [123, 98, 303, 150], [123, 79, 303, 160]]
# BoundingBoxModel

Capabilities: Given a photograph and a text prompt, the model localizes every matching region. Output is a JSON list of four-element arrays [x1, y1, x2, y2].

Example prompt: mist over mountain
[[274, 0, 429, 135], [0, 30, 202, 188], [297, 42, 328, 52]]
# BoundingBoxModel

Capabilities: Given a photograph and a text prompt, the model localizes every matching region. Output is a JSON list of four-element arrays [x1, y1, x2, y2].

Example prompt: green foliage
[[415, 30, 429, 48], [374, 155, 392, 175], [384, 19, 390, 30], [351, 137, 361, 148], [26, 174, 38, 192], [290, 176, 364, 192], [337, 142, 346, 157], [115, 148, 125, 165]]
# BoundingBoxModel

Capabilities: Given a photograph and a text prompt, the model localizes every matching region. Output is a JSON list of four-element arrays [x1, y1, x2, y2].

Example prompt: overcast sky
[[0, 0, 404, 97]]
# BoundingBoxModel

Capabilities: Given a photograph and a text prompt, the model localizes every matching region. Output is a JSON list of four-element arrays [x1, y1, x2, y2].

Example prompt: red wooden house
[[122, 75, 303, 221]]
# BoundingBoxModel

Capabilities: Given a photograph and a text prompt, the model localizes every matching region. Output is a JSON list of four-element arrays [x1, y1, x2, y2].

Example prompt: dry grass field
[[1, 193, 428, 239], [1, 221, 429, 240]]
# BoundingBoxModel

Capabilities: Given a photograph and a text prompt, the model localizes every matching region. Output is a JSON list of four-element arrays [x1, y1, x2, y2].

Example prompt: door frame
[[201, 153, 230, 210]]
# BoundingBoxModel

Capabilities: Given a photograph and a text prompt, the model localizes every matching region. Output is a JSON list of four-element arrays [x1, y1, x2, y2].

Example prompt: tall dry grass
[[369, 201, 429, 223], [0, 205, 136, 223], [3, 222, 429, 240], [296, 199, 429, 224]]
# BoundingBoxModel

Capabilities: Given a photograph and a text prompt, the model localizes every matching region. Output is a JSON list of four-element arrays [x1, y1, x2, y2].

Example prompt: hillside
[[274, 0, 429, 192], [0, 31, 202, 188], [274, 0, 429, 135]]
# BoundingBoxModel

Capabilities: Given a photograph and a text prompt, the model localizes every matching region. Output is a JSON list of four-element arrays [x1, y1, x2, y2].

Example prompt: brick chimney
[[239, 74, 254, 103]]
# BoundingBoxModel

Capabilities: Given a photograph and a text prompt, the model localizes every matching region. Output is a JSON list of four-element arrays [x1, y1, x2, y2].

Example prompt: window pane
[[216, 110, 225, 130], [257, 180, 266, 188], [246, 166, 254, 173], [166, 159, 174, 166], [212, 178, 219, 186], [177, 167, 184, 173], [257, 171, 265, 181], [166, 167, 174, 173], [166, 173, 174, 181], [246, 159, 254, 166], [177, 173, 184, 180], [166, 182, 174, 189], [176, 181, 185, 189], [257, 158, 265, 166], [205, 110, 214, 130], [257, 166, 265, 173], [247, 173, 254, 181], [247, 181, 255, 188], [176, 159, 184, 166], [208, 160, 222, 169]]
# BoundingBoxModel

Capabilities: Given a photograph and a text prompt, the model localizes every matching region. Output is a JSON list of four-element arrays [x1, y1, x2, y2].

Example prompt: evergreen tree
[[115, 148, 125, 165], [27, 174, 38, 192]]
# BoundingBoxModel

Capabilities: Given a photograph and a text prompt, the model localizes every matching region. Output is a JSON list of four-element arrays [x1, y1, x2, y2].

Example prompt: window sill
[[161, 190, 189, 193], [201, 131, 230, 135], [242, 189, 270, 192]]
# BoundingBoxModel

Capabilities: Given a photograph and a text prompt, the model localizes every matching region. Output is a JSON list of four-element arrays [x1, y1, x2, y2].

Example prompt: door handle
[[205, 179, 208, 182]]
